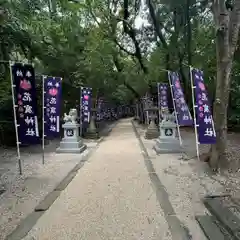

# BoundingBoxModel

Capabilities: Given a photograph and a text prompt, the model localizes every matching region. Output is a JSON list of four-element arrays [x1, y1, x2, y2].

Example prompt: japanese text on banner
[[12, 63, 39, 144], [81, 87, 92, 123], [168, 71, 193, 126], [192, 68, 216, 144], [157, 83, 169, 110], [44, 76, 62, 138]]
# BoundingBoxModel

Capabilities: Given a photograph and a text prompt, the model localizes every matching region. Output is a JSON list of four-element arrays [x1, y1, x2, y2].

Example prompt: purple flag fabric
[[157, 83, 169, 109], [44, 76, 62, 138], [192, 69, 216, 144], [168, 71, 193, 126], [81, 87, 92, 124], [11, 63, 40, 144]]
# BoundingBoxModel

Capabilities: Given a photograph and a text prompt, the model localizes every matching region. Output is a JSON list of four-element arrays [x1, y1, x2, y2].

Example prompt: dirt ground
[[170, 126, 240, 199], [0, 139, 98, 239]]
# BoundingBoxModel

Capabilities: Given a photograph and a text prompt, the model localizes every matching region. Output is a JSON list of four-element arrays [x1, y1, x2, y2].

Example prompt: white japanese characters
[[81, 88, 91, 123], [204, 128, 216, 137], [193, 69, 216, 143], [26, 71, 32, 77], [202, 93, 207, 101], [50, 107, 56, 114], [181, 106, 188, 112], [50, 116, 56, 123], [26, 128, 35, 136], [22, 92, 32, 102], [159, 84, 168, 108], [25, 116, 34, 125], [204, 116, 212, 124], [44, 79, 61, 134], [16, 70, 23, 77], [24, 105, 33, 114], [13, 66, 40, 140], [50, 97, 56, 104], [50, 125, 56, 132], [169, 72, 192, 124], [203, 104, 209, 113]]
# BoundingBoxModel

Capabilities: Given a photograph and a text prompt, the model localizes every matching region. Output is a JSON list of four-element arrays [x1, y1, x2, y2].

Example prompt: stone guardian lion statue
[[63, 108, 78, 124]]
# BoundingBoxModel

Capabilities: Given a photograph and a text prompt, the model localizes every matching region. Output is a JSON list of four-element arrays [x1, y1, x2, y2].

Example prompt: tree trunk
[[186, 0, 192, 67], [210, 0, 240, 170], [210, 60, 232, 169]]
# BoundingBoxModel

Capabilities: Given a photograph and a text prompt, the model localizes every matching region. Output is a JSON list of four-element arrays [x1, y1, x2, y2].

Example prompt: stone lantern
[[86, 108, 99, 139], [144, 106, 159, 139], [153, 112, 182, 153]]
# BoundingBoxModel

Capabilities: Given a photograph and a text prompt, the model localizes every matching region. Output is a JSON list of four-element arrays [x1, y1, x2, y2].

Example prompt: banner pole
[[9, 61, 23, 175], [168, 71, 183, 146], [42, 75, 46, 164], [189, 67, 200, 161]]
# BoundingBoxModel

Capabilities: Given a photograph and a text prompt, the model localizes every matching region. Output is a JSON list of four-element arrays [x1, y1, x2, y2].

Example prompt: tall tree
[[210, 0, 240, 169]]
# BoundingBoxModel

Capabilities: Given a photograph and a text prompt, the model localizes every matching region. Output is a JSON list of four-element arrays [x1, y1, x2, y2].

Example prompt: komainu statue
[[63, 108, 78, 124]]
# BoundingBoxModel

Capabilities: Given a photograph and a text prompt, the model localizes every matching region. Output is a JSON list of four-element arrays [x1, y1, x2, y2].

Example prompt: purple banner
[[11, 63, 39, 144], [157, 83, 169, 109], [44, 76, 62, 138], [192, 69, 216, 144], [81, 87, 92, 123], [168, 72, 193, 126]]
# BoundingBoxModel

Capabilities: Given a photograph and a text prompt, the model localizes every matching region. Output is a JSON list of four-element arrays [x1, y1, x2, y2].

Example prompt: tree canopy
[[1, 0, 240, 169]]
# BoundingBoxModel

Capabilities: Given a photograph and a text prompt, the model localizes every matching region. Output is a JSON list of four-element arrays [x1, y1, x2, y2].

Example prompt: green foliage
[[1, 0, 240, 145]]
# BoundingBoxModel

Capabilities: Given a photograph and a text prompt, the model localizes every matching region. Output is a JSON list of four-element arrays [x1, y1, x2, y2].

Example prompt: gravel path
[[5, 119, 240, 240], [22, 119, 171, 240]]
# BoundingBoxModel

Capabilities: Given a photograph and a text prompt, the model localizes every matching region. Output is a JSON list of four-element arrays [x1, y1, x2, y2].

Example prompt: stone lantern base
[[56, 122, 87, 153], [153, 118, 182, 154], [153, 137, 182, 154]]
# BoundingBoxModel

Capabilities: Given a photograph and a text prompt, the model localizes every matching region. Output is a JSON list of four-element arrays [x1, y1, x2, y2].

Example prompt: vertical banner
[[168, 72, 193, 126], [11, 63, 39, 144], [81, 87, 92, 124], [192, 68, 216, 144], [44, 76, 62, 138], [158, 83, 169, 110]]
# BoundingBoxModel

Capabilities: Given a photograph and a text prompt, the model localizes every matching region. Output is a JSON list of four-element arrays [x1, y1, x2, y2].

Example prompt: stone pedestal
[[56, 122, 87, 153], [86, 109, 99, 139], [153, 118, 182, 154], [144, 107, 159, 139]]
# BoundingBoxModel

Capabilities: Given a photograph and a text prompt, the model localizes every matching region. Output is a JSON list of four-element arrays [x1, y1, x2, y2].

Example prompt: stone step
[[204, 195, 240, 240], [153, 145, 182, 154], [155, 140, 182, 150], [156, 139, 181, 145], [156, 136, 181, 142], [195, 215, 230, 240], [56, 144, 87, 154], [60, 141, 83, 149]]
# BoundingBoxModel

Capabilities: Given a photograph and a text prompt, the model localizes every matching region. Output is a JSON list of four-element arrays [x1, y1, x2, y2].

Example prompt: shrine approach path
[[22, 119, 175, 240]]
